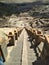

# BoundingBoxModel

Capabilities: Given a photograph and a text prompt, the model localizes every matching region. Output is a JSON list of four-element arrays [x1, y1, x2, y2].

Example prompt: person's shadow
[[32, 57, 45, 65], [28, 36, 45, 65]]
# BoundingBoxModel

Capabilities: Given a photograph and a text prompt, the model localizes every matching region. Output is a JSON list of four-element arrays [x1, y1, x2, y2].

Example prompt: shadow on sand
[[28, 36, 46, 65]]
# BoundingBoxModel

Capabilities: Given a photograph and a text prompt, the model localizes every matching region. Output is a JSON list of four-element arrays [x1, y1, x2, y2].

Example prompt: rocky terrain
[[0, 1, 49, 33]]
